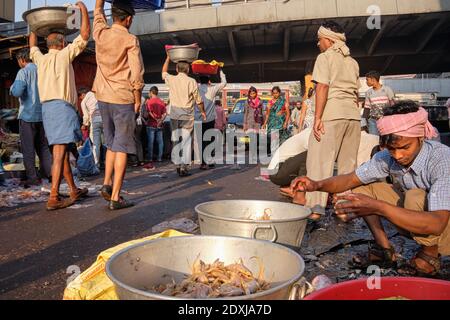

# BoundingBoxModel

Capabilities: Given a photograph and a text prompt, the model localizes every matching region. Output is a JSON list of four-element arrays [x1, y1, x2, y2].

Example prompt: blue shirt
[[10, 63, 42, 122], [356, 140, 450, 212]]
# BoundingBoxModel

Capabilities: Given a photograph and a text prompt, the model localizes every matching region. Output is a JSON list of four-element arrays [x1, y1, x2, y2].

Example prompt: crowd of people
[[7, 0, 449, 276]]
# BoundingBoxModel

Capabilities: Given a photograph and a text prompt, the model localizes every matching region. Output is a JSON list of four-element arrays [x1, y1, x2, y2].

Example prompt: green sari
[[267, 97, 290, 144]]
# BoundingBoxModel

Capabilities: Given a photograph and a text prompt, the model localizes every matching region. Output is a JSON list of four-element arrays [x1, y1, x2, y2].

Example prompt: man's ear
[[126, 16, 133, 27]]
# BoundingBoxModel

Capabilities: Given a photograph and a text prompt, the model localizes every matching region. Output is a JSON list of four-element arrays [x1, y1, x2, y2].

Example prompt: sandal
[[100, 185, 112, 202], [109, 196, 134, 211], [70, 188, 89, 201], [47, 197, 75, 211], [397, 251, 441, 278], [349, 242, 397, 269]]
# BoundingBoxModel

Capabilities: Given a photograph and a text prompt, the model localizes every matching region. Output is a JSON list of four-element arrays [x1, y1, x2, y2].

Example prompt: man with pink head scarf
[[291, 100, 450, 277]]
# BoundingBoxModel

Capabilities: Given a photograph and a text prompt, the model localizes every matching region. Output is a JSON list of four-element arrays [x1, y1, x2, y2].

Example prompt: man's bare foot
[[308, 212, 322, 221], [335, 212, 357, 223], [279, 187, 293, 198], [292, 191, 306, 205]]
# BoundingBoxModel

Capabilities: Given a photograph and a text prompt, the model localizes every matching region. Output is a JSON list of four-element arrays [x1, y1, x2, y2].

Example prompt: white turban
[[318, 26, 350, 56]]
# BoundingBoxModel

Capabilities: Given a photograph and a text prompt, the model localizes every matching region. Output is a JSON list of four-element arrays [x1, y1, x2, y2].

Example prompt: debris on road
[[152, 218, 199, 234]]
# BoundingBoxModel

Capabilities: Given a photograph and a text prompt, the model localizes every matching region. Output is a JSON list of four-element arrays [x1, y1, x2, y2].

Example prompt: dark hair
[[150, 86, 159, 95], [16, 48, 31, 63], [112, 7, 132, 22], [78, 87, 89, 95], [199, 75, 210, 85], [176, 61, 190, 74], [215, 99, 222, 106], [272, 86, 281, 94], [380, 100, 420, 146], [248, 86, 257, 95], [366, 70, 381, 82], [322, 21, 345, 34]]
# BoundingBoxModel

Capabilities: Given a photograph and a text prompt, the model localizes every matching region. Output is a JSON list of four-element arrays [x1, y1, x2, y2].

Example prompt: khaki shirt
[[162, 72, 202, 120], [92, 9, 145, 105], [312, 48, 361, 121], [30, 35, 87, 107]]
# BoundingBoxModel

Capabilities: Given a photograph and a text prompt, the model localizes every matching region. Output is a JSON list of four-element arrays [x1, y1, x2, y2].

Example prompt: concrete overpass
[[128, 0, 450, 83]]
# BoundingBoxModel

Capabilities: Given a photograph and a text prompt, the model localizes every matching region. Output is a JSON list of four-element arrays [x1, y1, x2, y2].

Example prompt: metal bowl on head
[[23, 6, 80, 37], [167, 46, 201, 63], [196, 200, 311, 248], [106, 235, 305, 300]]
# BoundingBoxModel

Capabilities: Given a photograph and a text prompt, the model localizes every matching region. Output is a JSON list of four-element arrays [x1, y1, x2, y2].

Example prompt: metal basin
[[167, 46, 201, 63], [196, 200, 311, 247], [23, 6, 79, 37], [106, 235, 305, 300]]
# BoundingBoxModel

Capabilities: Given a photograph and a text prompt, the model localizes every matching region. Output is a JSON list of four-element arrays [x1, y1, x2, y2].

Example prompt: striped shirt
[[356, 140, 450, 212], [364, 85, 395, 120]]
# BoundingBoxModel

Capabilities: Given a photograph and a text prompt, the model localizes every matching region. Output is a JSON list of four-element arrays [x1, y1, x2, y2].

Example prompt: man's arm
[[29, 32, 44, 64], [29, 32, 38, 48], [212, 70, 227, 94], [312, 83, 329, 141], [66, 2, 90, 61], [77, 1, 90, 41], [314, 83, 328, 122], [291, 172, 363, 195], [95, 0, 105, 11], [128, 39, 145, 113], [10, 70, 27, 98], [162, 55, 170, 77], [380, 205, 449, 236]]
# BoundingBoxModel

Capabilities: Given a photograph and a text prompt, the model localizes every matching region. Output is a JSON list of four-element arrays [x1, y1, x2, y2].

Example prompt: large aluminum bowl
[[196, 200, 311, 248], [106, 235, 305, 300], [23, 6, 80, 37], [167, 46, 201, 63]]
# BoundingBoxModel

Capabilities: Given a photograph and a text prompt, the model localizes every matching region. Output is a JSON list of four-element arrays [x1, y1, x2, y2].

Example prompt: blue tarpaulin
[[105, 0, 165, 10]]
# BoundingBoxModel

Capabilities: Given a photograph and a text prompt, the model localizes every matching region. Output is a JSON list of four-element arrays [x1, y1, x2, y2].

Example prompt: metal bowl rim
[[106, 235, 305, 300], [195, 200, 311, 223], [22, 6, 72, 22]]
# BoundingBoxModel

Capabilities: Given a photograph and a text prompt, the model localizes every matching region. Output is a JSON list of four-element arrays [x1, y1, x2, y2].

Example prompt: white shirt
[[195, 70, 227, 123], [81, 91, 101, 126], [267, 129, 379, 171]]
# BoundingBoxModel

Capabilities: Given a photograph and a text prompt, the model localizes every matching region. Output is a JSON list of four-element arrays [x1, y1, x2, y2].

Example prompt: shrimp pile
[[249, 208, 272, 221], [152, 256, 270, 298]]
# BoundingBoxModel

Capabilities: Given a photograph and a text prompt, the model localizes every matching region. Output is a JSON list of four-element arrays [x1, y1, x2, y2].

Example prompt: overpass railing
[[160, 0, 280, 10]]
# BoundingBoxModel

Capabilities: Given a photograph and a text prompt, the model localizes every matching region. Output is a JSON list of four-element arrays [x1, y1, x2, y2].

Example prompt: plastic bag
[[76, 139, 99, 177], [63, 229, 189, 300]]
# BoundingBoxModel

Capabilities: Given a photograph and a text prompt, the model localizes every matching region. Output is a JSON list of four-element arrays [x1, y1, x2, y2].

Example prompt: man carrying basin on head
[[93, 0, 145, 210], [162, 54, 206, 177], [291, 101, 450, 277], [29, 1, 91, 210]]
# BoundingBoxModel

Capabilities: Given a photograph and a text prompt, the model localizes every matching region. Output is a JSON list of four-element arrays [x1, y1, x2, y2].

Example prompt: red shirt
[[146, 97, 167, 128]]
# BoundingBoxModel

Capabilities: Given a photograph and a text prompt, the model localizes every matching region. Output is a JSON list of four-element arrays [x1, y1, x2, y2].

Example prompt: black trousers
[[19, 120, 52, 180], [130, 124, 145, 163], [269, 151, 308, 187], [201, 120, 216, 165]]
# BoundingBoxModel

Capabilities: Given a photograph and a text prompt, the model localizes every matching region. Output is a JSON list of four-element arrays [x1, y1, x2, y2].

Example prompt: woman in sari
[[299, 86, 316, 131], [263, 86, 291, 146], [243, 86, 263, 133]]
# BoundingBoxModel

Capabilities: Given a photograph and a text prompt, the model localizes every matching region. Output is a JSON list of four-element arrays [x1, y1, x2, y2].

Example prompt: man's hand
[[333, 193, 382, 219], [201, 112, 207, 121], [313, 118, 325, 142], [290, 176, 319, 193]]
